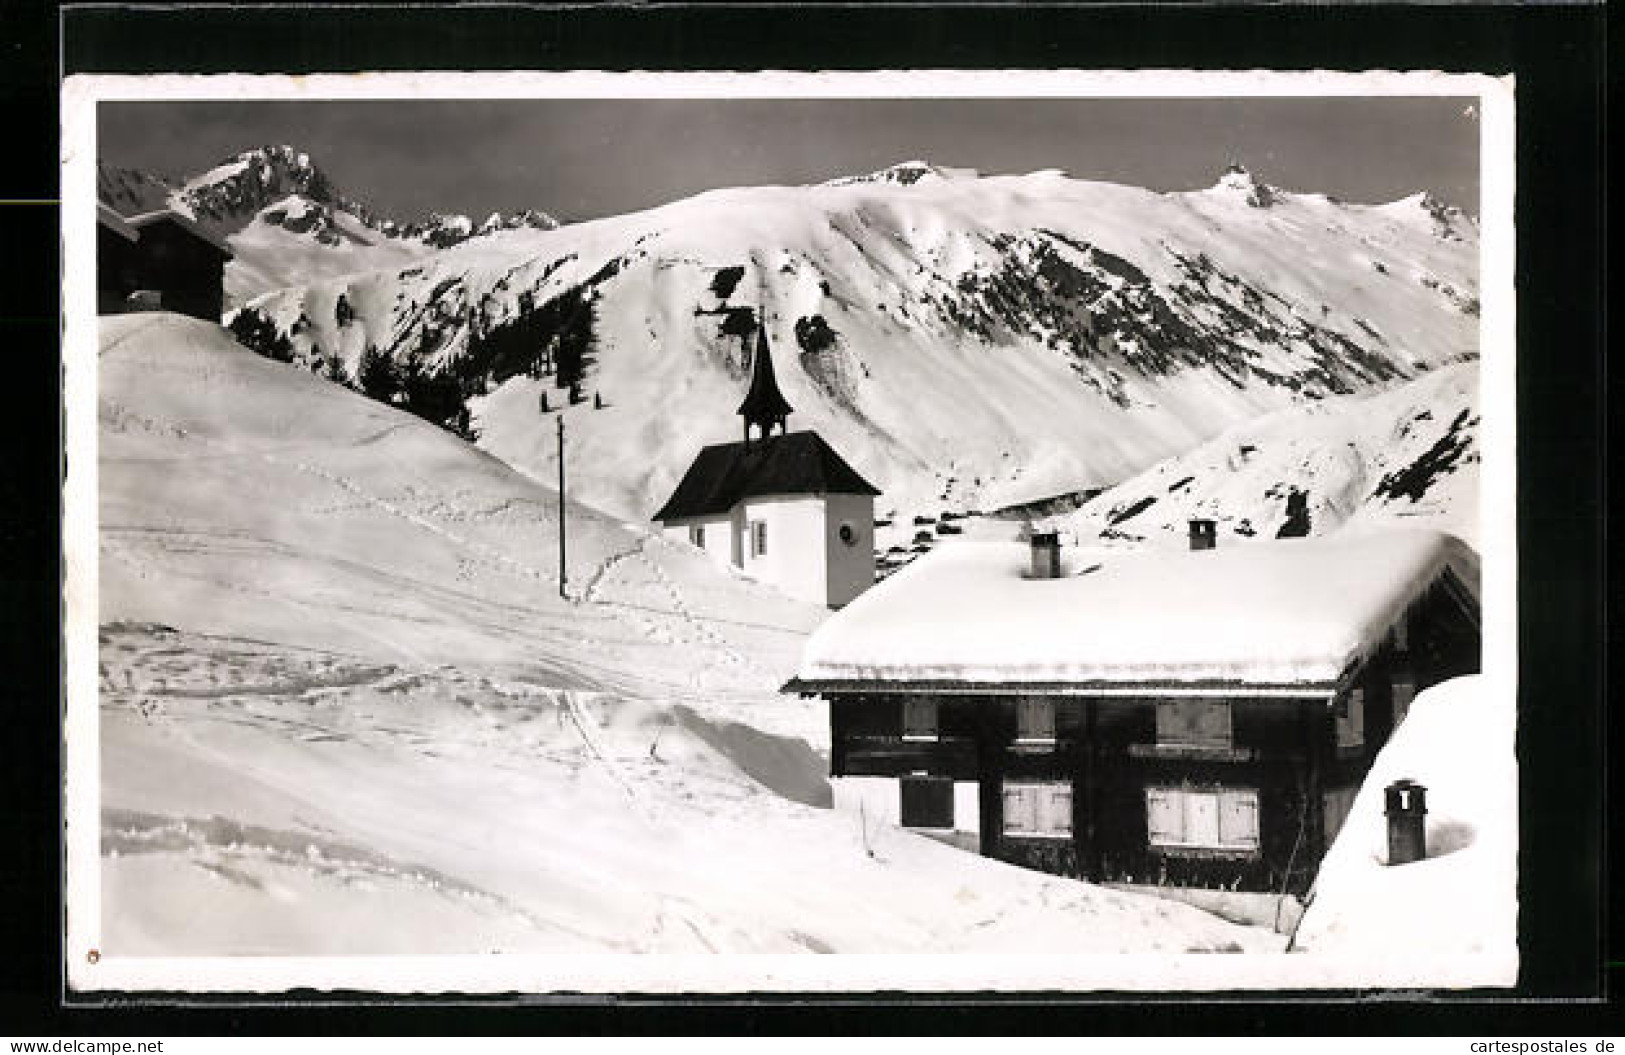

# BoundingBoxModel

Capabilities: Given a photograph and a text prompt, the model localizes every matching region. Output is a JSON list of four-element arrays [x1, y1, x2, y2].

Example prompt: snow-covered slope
[[94, 312, 1279, 958], [98, 147, 561, 309], [1037, 362, 1480, 549], [236, 162, 1479, 529], [1292, 675, 1515, 974]]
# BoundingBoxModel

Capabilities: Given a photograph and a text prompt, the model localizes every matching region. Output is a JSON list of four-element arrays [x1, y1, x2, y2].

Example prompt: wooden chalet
[[783, 526, 1481, 894]]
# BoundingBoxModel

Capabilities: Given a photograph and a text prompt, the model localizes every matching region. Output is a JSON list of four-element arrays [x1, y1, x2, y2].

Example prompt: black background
[[0, 0, 1611, 1035]]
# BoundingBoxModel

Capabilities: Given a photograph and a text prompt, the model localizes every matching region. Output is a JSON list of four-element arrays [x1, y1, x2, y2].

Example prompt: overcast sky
[[99, 96, 1480, 224]]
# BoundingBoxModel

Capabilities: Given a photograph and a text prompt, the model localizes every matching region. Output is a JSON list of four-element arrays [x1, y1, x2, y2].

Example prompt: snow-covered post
[[557, 414, 567, 600]]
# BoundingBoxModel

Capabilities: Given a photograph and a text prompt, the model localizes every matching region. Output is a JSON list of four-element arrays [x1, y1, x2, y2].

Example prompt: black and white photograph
[[60, 68, 1518, 994]]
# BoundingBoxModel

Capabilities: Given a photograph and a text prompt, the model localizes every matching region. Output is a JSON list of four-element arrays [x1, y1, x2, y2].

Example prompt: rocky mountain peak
[[825, 160, 980, 188], [1214, 162, 1278, 208]]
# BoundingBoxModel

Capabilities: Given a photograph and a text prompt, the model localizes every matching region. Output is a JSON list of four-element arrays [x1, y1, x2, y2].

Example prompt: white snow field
[[1293, 675, 1516, 974], [93, 313, 1283, 961]]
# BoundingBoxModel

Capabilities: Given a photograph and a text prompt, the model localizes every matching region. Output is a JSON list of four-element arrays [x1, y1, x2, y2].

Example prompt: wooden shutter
[[1195, 700, 1230, 745], [1146, 787, 1181, 845], [1003, 784, 1035, 834], [1338, 688, 1365, 747], [1018, 698, 1055, 741], [1185, 791, 1221, 847], [1157, 700, 1230, 748], [903, 698, 937, 740], [1217, 789, 1261, 850], [1043, 784, 1074, 836], [1393, 677, 1416, 724]]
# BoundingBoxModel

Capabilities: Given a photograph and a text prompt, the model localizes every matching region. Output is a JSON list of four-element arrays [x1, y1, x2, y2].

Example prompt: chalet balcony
[[835, 734, 978, 778], [1127, 742, 1259, 763]]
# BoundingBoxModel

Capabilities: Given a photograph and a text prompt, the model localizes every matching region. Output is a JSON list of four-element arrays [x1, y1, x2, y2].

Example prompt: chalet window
[[1336, 688, 1365, 748], [688, 525, 706, 548], [750, 519, 768, 557], [1155, 699, 1232, 749], [899, 775, 954, 828], [1145, 786, 1259, 852], [1002, 781, 1073, 839], [1015, 697, 1057, 744], [902, 698, 938, 741]]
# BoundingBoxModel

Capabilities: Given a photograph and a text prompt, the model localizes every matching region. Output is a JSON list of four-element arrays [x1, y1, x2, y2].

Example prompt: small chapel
[[653, 326, 881, 609]]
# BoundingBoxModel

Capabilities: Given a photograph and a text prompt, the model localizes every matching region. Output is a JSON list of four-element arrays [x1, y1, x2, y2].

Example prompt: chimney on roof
[[1029, 531, 1062, 579], [1188, 519, 1217, 552]]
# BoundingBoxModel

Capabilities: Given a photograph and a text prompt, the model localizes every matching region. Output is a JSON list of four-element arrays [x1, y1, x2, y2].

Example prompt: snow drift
[[1292, 675, 1516, 973]]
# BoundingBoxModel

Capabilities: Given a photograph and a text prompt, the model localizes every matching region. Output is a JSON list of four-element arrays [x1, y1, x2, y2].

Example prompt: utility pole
[[557, 413, 567, 600]]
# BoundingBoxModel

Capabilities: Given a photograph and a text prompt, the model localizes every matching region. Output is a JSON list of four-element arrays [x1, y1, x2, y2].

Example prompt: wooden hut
[[124, 209, 233, 321], [783, 527, 1480, 894]]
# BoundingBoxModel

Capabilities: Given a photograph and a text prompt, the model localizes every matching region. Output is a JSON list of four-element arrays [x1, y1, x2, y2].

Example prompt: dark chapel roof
[[653, 431, 881, 522]]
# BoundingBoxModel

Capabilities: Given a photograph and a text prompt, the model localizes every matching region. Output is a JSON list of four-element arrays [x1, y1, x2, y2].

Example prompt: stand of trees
[[228, 307, 295, 363], [465, 284, 598, 391]]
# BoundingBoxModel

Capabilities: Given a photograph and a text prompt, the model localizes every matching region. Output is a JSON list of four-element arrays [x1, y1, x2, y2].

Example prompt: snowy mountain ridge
[[98, 145, 562, 308], [1035, 361, 1481, 550], [227, 159, 1479, 531]]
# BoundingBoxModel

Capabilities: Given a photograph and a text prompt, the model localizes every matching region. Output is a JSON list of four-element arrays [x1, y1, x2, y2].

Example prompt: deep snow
[[91, 313, 1283, 960]]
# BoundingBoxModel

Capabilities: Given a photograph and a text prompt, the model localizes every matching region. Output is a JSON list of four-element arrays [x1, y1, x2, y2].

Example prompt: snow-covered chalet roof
[[788, 528, 1478, 694]]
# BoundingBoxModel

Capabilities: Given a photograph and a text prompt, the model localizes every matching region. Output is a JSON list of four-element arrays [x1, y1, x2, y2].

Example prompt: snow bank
[[1293, 675, 1516, 977], [796, 529, 1477, 688]]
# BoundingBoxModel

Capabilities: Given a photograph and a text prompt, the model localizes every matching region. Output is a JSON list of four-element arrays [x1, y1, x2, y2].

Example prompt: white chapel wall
[[822, 491, 877, 609], [736, 494, 829, 606], [661, 515, 734, 568]]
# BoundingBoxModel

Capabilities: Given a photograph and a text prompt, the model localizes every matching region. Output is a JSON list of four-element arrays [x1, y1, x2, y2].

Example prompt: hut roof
[[126, 209, 234, 258], [653, 430, 880, 522], [97, 202, 139, 243], [787, 528, 1479, 693]]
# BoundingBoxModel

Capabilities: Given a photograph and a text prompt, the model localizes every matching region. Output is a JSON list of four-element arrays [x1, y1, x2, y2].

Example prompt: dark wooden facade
[[129, 215, 231, 322], [97, 209, 142, 314], [820, 575, 1479, 894]]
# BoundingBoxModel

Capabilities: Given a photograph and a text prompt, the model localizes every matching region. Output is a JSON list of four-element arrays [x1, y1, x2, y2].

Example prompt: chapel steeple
[[737, 325, 794, 444]]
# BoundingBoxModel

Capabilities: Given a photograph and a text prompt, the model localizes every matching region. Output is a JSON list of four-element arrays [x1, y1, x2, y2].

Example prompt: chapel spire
[[737, 324, 794, 444]]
